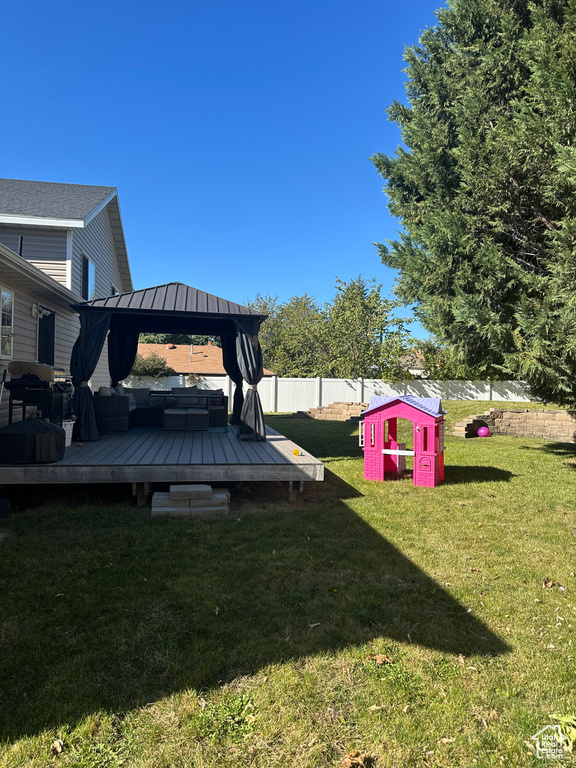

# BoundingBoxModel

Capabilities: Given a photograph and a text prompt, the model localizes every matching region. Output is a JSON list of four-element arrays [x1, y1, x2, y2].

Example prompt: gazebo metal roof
[[72, 282, 264, 319]]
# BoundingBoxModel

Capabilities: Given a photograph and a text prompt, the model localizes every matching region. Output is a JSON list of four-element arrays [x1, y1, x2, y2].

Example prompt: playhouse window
[[359, 422, 365, 448], [370, 423, 376, 447], [438, 423, 445, 452], [422, 426, 432, 452]]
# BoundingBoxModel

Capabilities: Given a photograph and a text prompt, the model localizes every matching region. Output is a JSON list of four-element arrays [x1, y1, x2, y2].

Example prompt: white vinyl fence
[[123, 374, 531, 413]]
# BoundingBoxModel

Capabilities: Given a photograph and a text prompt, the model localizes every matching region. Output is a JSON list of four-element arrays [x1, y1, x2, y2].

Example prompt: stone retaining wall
[[457, 408, 576, 443]]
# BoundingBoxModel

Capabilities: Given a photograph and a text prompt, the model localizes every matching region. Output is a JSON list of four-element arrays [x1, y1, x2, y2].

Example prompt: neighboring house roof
[[401, 351, 425, 372], [75, 282, 266, 319], [0, 178, 132, 292], [138, 342, 275, 376], [363, 395, 446, 418]]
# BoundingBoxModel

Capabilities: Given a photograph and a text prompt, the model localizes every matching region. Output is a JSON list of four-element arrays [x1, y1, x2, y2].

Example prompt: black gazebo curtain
[[235, 319, 266, 441], [70, 312, 266, 442], [108, 327, 140, 388], [70, 311, 112, 441], [221, 332, 244, 425]]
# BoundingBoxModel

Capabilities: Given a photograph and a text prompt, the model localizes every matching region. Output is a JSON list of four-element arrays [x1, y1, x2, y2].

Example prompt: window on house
[[81, 255, 96, 300], [0, 289, 14, 357]]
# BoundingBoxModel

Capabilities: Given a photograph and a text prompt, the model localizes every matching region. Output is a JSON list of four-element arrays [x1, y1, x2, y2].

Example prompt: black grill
[[6, 373, 73, 425]]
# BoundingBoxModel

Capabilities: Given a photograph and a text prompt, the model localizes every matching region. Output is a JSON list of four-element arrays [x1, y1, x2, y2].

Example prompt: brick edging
[[453, 408, 576, 444]]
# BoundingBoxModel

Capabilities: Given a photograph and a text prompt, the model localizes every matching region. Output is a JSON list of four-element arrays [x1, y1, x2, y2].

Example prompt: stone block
[[170, 484, 213, 500], [189, 490, 231, 508], [151, 492, 190, 507]]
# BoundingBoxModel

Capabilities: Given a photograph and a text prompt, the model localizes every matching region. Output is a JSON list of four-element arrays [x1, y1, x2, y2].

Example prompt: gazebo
[[69, 282, 267, 442]]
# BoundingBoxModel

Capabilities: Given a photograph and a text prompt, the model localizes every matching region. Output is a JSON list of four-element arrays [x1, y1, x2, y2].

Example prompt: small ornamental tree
[[130, 352, 176, 379]]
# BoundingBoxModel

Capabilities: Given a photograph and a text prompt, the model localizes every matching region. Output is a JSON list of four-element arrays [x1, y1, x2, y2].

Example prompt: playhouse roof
[[362, 395, 446, 418]]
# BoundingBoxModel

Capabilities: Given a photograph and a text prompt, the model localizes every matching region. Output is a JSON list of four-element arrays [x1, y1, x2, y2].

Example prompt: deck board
[[0, 424, 324, 485]]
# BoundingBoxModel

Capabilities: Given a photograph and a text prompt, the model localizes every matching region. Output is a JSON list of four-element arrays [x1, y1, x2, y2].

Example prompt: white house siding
[[0, 287, 77, 426], [72, 207, 124, 299], [69, 207, 125, 390], [0, 227, 67, 285]]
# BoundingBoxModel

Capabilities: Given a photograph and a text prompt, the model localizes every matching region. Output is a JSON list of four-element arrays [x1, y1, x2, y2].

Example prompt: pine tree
[[372, 0, 576, 405]]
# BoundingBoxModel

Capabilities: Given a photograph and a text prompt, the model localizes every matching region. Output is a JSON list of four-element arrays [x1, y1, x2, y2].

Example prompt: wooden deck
[[0, 424, 324, 486]]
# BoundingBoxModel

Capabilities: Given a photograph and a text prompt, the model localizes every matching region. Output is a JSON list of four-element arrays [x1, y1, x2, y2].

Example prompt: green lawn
[[0, 401, 575, 767]]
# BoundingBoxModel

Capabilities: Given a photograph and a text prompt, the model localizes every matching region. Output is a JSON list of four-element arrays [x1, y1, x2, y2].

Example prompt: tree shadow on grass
[[0, 482, 510, 741], [443, 466, 515, 484], [519, 441, 576, 464]]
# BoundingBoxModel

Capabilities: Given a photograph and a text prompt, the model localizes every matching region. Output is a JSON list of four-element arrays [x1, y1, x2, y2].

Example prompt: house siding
[[72, 207, 123, 299], [0, 285, 79, 426], [0, 227, 68, 285]]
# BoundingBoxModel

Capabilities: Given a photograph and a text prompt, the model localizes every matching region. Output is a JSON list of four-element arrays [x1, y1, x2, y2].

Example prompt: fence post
[[360, 377, 364, 403], [316, 377, 322, 408], [272, 375, 278, 413]]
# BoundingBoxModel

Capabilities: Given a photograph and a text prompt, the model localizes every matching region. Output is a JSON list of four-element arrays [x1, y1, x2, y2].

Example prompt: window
[[1, 289, 13, 357], [81, 255, 96, 300]]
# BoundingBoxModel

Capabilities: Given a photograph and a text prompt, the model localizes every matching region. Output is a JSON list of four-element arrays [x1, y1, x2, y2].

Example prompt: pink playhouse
[[360, 396, 446, 488]]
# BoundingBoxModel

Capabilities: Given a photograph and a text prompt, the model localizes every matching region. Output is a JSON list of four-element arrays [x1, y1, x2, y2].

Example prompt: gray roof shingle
[[0, 178, 116, 221], [362, 395, 446, 418]]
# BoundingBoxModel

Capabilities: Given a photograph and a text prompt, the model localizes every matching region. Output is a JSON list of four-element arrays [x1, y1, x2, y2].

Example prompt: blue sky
[[2, 0, 444, 337]]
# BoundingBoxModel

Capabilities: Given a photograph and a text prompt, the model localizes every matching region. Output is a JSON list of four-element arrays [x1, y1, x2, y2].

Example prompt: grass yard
[[0, 400, 575, 767]]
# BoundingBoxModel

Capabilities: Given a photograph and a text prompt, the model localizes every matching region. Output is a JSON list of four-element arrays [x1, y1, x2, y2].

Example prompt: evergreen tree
[[372, 0, 576, 405]]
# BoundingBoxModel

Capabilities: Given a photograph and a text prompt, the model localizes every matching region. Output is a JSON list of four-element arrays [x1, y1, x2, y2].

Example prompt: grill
[[5, 362, 73, 425]]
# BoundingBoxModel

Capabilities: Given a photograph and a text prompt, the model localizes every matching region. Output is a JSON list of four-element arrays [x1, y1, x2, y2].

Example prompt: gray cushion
[[171, 386, 197, 396], [128, 388, 150, 405]]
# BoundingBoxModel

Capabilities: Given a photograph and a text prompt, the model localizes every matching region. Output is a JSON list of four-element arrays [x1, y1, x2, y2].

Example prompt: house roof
[[0, 178, 116, 223], [0, 241, 79, 312], [363, 395, 446, 418], [0, 178, 132, 293], [138, 342, 275, 376], [75, 282, 266, 319]]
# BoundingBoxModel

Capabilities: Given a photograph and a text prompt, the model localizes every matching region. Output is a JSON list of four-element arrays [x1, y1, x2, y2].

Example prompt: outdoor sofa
[[92, 385, 228, 433]]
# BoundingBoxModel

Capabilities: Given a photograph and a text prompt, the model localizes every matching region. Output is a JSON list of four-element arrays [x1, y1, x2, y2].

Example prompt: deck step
[[152, 485, 231, 518], [151, 504, 230, 518]]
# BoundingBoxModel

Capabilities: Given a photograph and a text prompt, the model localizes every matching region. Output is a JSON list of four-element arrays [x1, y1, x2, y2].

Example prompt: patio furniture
[[93, 391, 136, 433], [163, 407, 187, 430], [151, 388, 228, 429], [124, 387, 164, 427], [185, 407, 209, 431]]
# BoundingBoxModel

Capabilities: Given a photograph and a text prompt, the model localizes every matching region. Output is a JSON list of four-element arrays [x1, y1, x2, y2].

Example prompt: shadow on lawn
[[0, 478, 510, 740], [520, 441, 576, 464], [443, 466, 515, 484]]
